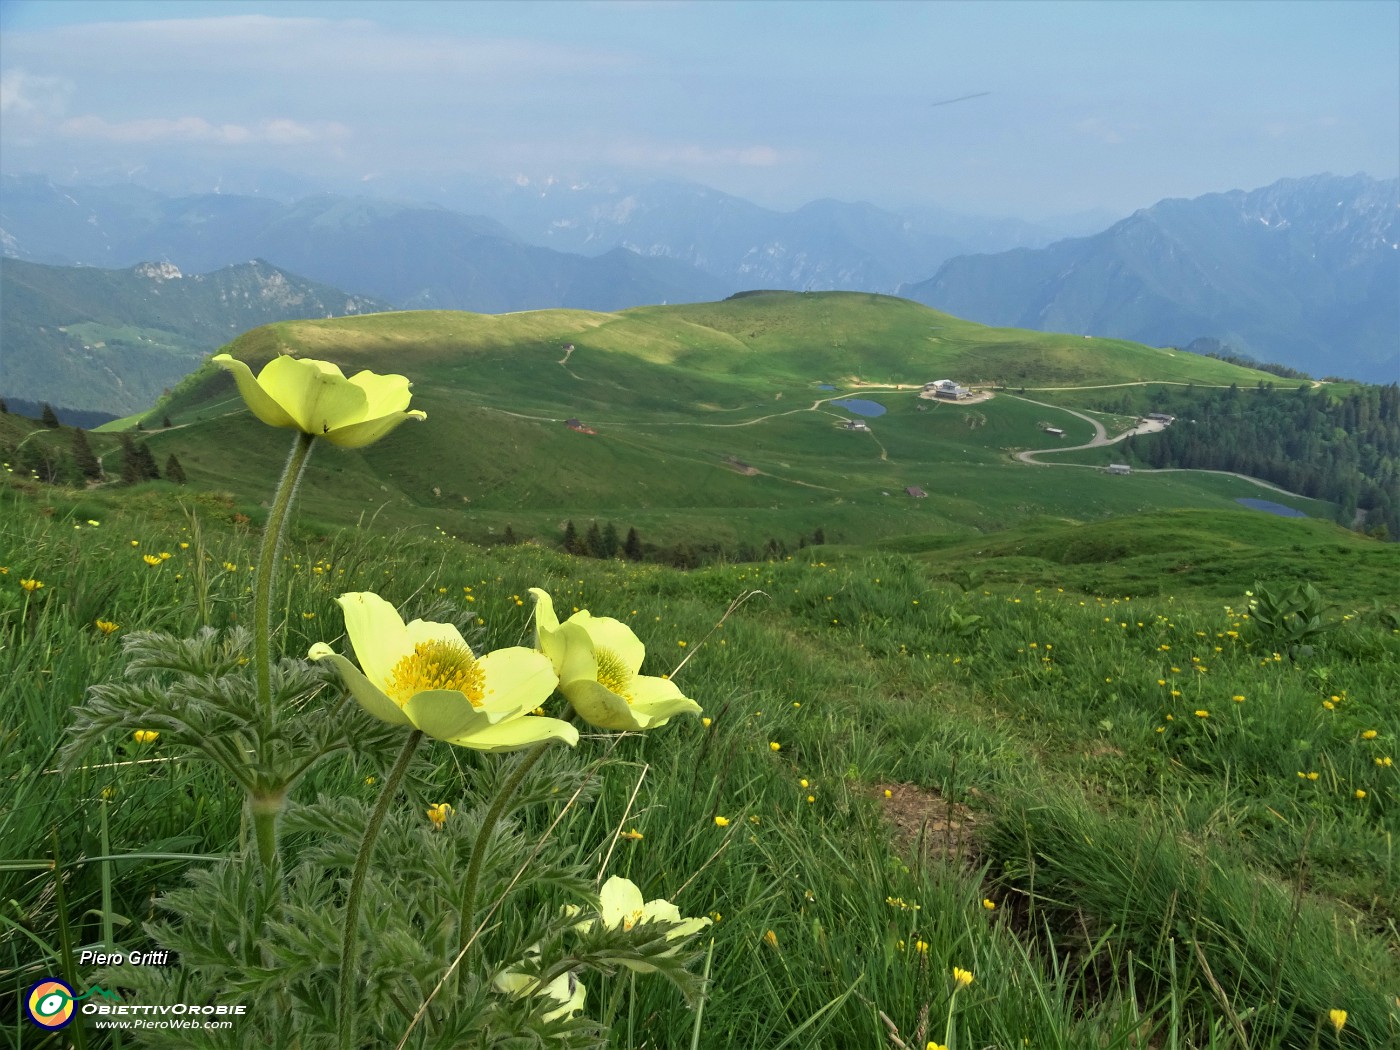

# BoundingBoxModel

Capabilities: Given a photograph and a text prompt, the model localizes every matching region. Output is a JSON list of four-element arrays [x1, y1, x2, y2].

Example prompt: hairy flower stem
[[339, 730, 423, 1050], [458, 740, 552, 955], [254, 430, 315, 720], [250, 789, 287, 879]]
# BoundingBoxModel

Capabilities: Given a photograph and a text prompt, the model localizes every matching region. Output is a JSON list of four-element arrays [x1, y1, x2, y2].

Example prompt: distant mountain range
[[0, 257, 392, 414], [901, 174, 1399, 384]]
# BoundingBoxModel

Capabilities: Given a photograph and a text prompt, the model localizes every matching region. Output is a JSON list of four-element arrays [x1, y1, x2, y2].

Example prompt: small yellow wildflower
[[621, 828, 644, 841], [302, 611, 315, 620], [982, 898, 996, 910], [1232, 694, 1245, 703], [1329, 1008, 1347, 1033], [95, 619, 120, 635], [806, 795, 815, 804], [142, 554, 161, 566], [20, 578, 44, 592], [770, 741, 781, 752], [1195, 710, 1209, 718], [1375, 757, 1393, 767], [363, 775, 376, 785], [884, 788, 893, 798], [132, 730, 159, 744], [130, 540, 140, 547], [702, 717, 712, 728], [158, 552, 171, 560], [800, 778, 809, 788], [714, 815, 730, 828], [914, 939, 928, 954], [1354, 789, 1366, 799], [1361, 729, 1378, 740], [763, 929, 779, 949], [927, 1043, 949, 1050], [101, 785, 117, 801], [952, 966, 974, 988], [427, 802, 453, 827], [1323, 700, 1335, 710]]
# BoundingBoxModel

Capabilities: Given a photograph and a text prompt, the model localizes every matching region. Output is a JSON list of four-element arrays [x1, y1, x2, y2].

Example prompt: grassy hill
[[106, 292, 1323, 556]]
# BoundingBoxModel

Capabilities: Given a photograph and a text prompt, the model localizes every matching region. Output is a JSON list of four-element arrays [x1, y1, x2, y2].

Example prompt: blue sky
[[1, 0, 1396, 219]]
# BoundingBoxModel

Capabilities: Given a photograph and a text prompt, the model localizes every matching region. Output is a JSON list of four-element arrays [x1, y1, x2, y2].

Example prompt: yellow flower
[[769, 741, 781, 752], [213, 352, 427, 448], [702, 716, 712, 727], [952, 966, 974, 988], [914, 939, 928, 954], [309, 591, 575, 753], [158, 552, 171, 560], [714, 815, 730, 828], [1329, 1008, 1347, 1033], [927, 1043, 949, 1050], [95, 619, 120, 635], [621, 828, 644, 841], [20, 578, 44, 592], [565, 876, 711, 971], [982, 898, 996, 910], [800, 778, 810, 788], [427, 802, 453, 826], [763, 929, 779, 949], [530, 588, 701, 731], [1194, 710, 1209, 718], [132, 730, 159, 744], [1354, 789, 1366, 799], [493, 946, 585, 1022], [142, 554, 161, 566], [1376, 757, 1393, 767], [1361, 729, 1378, 740], [806, 794, 815, 804], [1232, 694, 1245, 703]]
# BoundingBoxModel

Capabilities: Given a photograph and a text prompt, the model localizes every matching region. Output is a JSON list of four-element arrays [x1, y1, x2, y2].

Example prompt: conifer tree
[[165, 454, 187, 485], [584, 521, 605, 559], [561, 520, 582, 555], [623, 526, 643, 561], [162, 415, 174, 429], [70, 428, 102, 481], [601, 521, 621, 559], [40, 403, 61, 428], [501, 524, 517, 546], [118, 433, 141, 485]]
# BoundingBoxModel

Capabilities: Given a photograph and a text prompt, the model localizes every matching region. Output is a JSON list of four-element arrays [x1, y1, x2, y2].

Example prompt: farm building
[[1043, 426, 1065, 436], [1105, 464, 1132, 476], [921, 379, 971, 400], [842, 420, 871, 432]]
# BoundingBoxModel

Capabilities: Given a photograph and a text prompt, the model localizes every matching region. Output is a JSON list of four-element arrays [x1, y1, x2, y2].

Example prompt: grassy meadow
[[2, 473, 1397, 1048]]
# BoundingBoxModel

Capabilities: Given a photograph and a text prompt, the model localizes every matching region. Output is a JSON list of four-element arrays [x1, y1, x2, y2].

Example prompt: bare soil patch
[[871, 781, 981, 869]]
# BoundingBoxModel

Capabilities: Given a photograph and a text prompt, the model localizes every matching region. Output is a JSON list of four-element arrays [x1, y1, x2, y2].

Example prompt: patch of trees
[[1181, 339, 1312, 381], [1127, 382, 1400, 539], [552, 520, 829, 567]]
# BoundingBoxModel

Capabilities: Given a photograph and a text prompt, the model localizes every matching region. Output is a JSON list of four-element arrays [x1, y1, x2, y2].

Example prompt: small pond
[[816, 384, 835, 391], [1235, 497, 1307, 518], [831, 398, 886, 417]]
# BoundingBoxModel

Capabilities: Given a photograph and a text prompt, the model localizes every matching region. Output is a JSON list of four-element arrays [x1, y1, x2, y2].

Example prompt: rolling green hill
[[97, 291, 1357, 561]]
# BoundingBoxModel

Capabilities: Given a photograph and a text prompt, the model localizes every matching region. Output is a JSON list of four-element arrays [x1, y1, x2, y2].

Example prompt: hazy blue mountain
[[0, 257, 392, 414], [388, 174, 1094, 292], [901, 174, 1399, 383], [0, 176, 730, 313]]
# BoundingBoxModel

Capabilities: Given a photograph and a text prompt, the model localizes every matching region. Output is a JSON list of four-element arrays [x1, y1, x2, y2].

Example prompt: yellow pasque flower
[[952, 966, 974, 988], [212, 353, 427, 448], [1329, 1008, 1346, 1033], [493, 946, 585, 1023], [132, 730, 159, 744], [530, 588, 701, 731], [565, 876, 711, 972], [309, 591, 575, 753]]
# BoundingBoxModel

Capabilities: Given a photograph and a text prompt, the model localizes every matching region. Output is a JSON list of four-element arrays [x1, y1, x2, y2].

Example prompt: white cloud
[[0, 69, 73, 119], [56, 114, 350, 146]]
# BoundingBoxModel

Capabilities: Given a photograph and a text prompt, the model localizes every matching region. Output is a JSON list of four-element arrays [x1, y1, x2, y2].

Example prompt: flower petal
[[348, 369, 414, 416], [560, 678, 642, 731], [212, 354, 298, 429], [336, 592, 410, 690], [259, 355, 369, 436], [599, 876, 645, 928], [308, 645, 413, 727], [530, 588, 564, 665], [554, 622, 600, 688], [448, 714, 580, 753], [571, 612, 646, 674], [629, 675, 703, 725], [477, 646, 559, 715], [403, 689, 495, 740], [321, 409, 427, 449]]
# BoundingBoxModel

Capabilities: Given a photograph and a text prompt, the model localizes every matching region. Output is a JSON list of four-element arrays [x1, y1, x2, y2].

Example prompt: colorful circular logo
[[27, 979, 76, 1029]]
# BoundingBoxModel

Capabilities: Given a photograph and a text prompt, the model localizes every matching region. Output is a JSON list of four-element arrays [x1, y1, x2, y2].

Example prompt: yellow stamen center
[[386, 640, 485, 707], [621, 908, 644, 931], [594, 646, 634, 703]]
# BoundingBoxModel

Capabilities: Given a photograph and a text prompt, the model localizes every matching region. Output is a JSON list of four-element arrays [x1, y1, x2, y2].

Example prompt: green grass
[[3, 474, 1397, 1048]]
